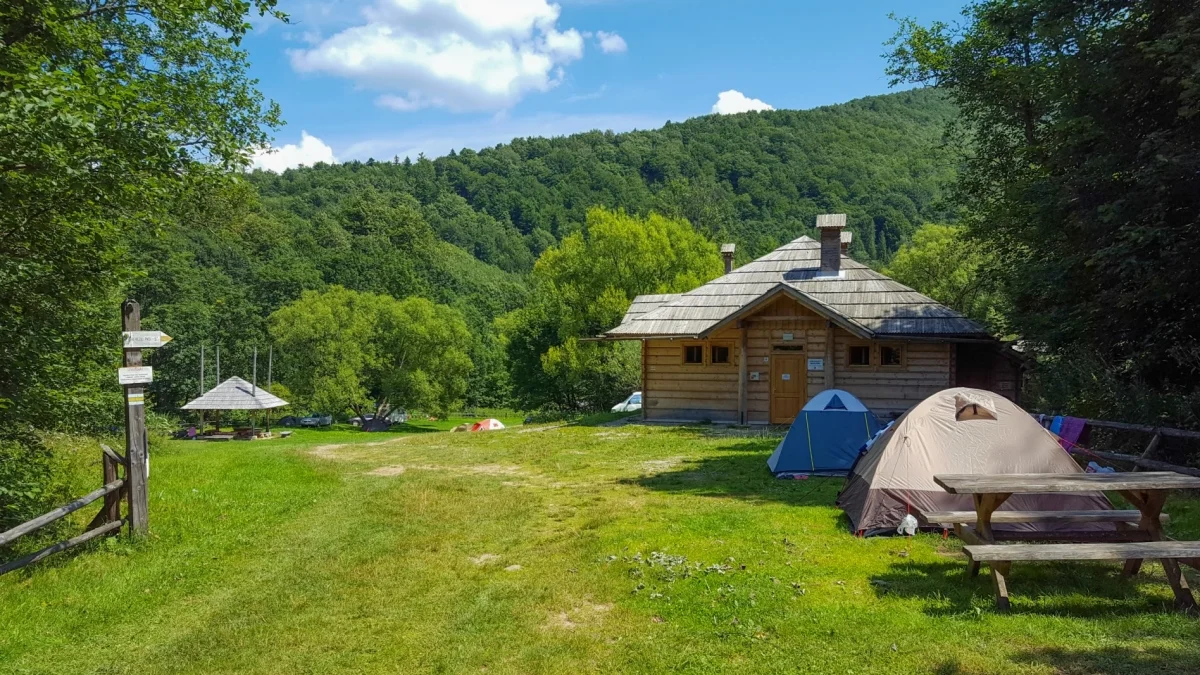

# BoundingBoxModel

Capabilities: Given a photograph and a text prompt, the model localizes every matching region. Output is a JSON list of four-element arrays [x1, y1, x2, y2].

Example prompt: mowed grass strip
[[2, 422, 1200, 674]]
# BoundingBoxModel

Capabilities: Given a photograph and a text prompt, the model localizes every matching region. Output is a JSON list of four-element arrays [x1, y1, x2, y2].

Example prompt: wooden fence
[[1051, 415, 1200, 477], [0, 444, 128, 575]]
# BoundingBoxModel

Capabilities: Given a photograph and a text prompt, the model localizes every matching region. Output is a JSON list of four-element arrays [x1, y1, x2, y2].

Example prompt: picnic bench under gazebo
[[930, 472, 1200, 611], [181, 376, 288, 439]]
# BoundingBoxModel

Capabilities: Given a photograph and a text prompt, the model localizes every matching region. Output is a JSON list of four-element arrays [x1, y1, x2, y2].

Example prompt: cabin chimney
[[720, 243, 736, 274], [815, 213, 846, 276], [840, 231, 852, 255]]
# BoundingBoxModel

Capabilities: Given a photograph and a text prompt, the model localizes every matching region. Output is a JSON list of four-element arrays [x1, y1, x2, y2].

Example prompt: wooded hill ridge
[[250, 88, 957, 270], [124, 88, 958, 414]]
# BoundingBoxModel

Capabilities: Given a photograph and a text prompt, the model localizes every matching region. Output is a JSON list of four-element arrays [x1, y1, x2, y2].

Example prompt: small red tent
[[471, 418, 505, 432]]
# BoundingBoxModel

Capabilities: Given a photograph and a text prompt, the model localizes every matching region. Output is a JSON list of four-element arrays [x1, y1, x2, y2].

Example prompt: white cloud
[[251, 131, 338, 172], [711, 89, 774, 115], [595, 30, 626, 54], [288, 0, 591, 112]]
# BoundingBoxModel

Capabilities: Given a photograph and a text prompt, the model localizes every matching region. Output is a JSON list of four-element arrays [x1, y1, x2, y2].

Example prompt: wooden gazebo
[[182, 376, 288, 438]]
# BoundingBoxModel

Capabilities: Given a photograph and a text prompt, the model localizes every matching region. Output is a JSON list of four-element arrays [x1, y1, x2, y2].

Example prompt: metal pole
[[121, 300, 149, 534], [199, 344, 206, 433], [267, 346, 273, 433], [252, 347, 258, 396], [216, 345, 221, 383]]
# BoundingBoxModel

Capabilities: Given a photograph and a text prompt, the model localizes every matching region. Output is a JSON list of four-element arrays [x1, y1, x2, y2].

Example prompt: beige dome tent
[[837, 388, 1111, 535]]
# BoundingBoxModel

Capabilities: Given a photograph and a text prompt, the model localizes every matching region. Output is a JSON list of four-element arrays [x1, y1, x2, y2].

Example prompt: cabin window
[[880, 345, 904, 367], [683, 345, 704, 364], [711, 345, 731, 364], [847, 344, 872, 367]]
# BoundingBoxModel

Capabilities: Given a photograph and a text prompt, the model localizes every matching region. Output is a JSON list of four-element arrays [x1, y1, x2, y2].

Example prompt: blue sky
[[246, 0, 968, 170]]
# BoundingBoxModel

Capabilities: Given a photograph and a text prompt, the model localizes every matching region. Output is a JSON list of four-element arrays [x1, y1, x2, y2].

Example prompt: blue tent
[[767, 389, 881, 475]]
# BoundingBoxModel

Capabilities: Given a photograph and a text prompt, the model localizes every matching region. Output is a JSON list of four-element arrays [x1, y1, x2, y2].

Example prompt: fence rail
[[0, 445, 128, 576]]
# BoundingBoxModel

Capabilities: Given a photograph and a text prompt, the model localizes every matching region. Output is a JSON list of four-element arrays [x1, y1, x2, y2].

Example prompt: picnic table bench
[[933, 471, 1200, 611], [925, 510, 1170, 544]]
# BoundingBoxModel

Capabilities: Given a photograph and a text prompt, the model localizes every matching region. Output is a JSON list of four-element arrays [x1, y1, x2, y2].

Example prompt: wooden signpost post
[[120, 301, 162, 535]]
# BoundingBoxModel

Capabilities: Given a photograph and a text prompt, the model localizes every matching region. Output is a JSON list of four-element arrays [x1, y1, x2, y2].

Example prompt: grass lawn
[[2, 421, 1200, 674]]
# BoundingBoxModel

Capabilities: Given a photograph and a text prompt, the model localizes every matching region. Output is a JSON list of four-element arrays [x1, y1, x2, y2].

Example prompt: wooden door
[[771, 355, 805, 424]]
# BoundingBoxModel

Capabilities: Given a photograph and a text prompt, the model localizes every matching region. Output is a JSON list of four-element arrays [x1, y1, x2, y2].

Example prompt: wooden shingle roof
[[181, 376, 289, 411], [603, 236, 988, 340]]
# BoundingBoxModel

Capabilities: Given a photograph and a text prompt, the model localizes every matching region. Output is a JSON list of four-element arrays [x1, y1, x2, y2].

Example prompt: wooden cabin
[[599, 214, 1022, 424]]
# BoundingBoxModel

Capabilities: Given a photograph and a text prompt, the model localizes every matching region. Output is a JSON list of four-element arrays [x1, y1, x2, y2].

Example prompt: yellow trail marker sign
[[123, 331, 172, 348]]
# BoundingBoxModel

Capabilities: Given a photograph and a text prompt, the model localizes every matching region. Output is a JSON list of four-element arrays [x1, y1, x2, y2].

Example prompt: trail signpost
[[123, 331, 172, 349], [117, 366, 154, 385], [121, 301, 151, 534]]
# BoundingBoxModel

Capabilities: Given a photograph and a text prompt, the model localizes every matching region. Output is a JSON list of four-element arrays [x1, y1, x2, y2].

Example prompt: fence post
[[102, 445, 121, 524], [122, 300, 150, 534]]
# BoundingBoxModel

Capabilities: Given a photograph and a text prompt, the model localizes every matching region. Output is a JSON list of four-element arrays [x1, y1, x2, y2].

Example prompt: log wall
[[640, 295, 1001, 423]]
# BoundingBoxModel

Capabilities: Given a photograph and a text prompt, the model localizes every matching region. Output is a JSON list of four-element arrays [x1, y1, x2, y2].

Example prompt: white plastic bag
[[897, 513, 918, 536]]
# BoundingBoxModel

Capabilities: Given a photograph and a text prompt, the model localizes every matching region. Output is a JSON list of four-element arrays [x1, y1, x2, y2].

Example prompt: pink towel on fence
[[1058, 416, 1086, 450]]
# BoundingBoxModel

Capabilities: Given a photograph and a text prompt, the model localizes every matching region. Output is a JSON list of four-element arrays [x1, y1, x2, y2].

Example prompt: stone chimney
[[815, 213, 846, 276], [720, 243, 736, 274]]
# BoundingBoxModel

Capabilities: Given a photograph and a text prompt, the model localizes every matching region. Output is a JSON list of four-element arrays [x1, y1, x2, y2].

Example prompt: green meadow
[[2, 421, 1199, 674]]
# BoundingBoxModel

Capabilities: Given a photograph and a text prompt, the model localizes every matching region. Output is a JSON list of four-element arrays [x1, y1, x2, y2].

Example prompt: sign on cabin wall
[[782, 333, 794, 341], [750, 372, 761, 381], [807, 358, 825, 371]]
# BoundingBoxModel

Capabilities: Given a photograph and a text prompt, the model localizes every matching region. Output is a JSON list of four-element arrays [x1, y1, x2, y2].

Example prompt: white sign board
[[749, 371, 760, 381], [782, 333, 794, 341], [781, 373, 791, 381], [807, 358, 825, 371], [118, 366, 153, 385], [123, 331, 172, 348]]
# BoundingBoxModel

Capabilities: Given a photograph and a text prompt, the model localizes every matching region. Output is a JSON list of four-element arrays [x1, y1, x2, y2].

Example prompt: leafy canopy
[[0, 0, 283, 427], [883, 224, 1009, 335], [499, 208, 722, 410], [889, 1, 1200, 423], [268, 287, 472, 417]]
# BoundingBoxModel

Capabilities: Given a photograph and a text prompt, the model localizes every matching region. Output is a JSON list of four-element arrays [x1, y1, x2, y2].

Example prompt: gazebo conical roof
[[182, 376, 288, 411]]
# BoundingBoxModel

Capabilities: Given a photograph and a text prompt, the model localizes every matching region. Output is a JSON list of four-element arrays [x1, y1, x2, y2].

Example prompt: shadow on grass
[[935, 644, 1200, 675], [625, 447, 849, 509], [1008, 644, 1200, 675], [871, 559, 1195, 619]]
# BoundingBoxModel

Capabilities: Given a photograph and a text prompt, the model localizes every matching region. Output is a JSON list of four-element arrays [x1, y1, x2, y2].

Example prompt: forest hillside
[[121, 88, 958, 415]]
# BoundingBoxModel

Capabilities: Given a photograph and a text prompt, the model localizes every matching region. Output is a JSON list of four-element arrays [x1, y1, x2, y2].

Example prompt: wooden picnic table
[[933, 471, 1200, 611]]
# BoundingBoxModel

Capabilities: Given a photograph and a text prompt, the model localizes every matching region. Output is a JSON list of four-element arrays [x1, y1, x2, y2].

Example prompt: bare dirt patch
[[309, 444, 348, 460], [543, 603, 612, 631], [310, 435, 421, 461], [470, 464, 523, 476], [366, 465, 406, 476], [470, 554, 500, 566], [641, 457, 685, 473], [546, 612, 577, 630]]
